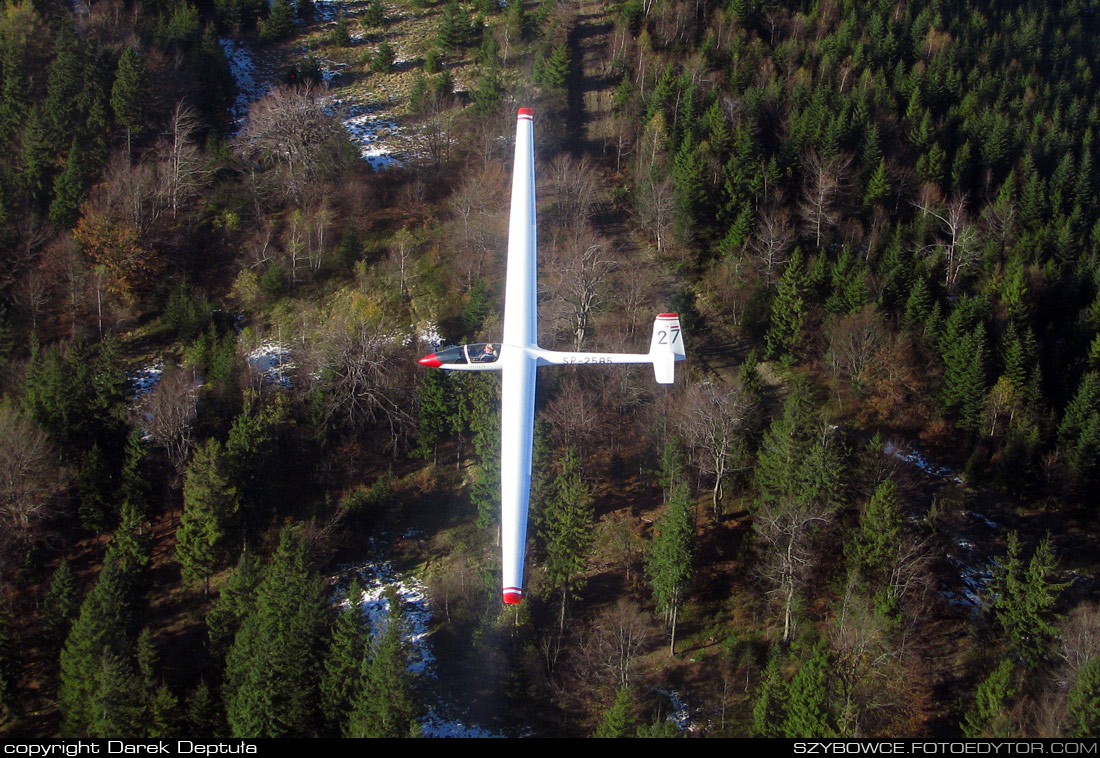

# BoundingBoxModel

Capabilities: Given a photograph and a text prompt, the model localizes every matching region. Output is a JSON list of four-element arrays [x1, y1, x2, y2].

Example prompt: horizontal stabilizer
[[649, 313, 685, 384]]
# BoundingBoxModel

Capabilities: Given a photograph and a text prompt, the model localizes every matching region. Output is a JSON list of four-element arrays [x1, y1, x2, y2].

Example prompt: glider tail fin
[[649, 313, 686, 384]]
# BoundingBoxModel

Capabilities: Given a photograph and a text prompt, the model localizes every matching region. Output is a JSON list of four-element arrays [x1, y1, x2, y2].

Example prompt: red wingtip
[[502, 589, 523, 604], [517, 107, 533, 118], [418, 353, 442, 368], [656, 313, 679, 319]]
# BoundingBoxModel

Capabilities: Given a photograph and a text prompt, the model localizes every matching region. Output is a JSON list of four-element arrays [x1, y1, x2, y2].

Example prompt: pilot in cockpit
[[477, 343, 498, 362]]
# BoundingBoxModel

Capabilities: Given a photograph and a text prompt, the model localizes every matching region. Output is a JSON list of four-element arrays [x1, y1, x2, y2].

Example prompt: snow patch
[[324, 95, 403, 170], [884, 441, 963, 483], [247, 340, 296, 386], [129, 364, 165, 400], [331, 560, 505, 737], [220, 38, 263, 128], [655, 689, 700, 734]]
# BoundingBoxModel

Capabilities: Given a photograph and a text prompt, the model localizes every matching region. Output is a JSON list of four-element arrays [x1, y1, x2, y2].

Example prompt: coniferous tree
[[110, 48, 147, 162], [42, 561, 80, 665], [539, 447, 593, 632], [207, 549, 262, 666], [850, 479, 901, 582], [961, 658, 1017, 738], [345, 589, 418, 737], [470, 374, 501, 528], [1066, 655, 1100, 738], [645, 480, 695, 656], [187, 679, 226, 737], [988, 533, 1066, 667], [59, 550, 135, 736], [89, 652, 145, 737], [1058, 372, 1100, 481], [765, 251, 807, 364], [361, 0, 384, 27], [437, 0, 471, 51], [225, 395, 288, 541], [43, 30, 86, 158], [594, 686, 635, 738], [259, 0, 295, 42], [782, 641, 835, 738], [415, 369, 452, 463], [177, 439, 237, 596], [320, 579, 366, 736], [224, 528, 327, 737], [48, 137, 85, 228], [751, 654, 787, 738], [148, 684, 180, 738]]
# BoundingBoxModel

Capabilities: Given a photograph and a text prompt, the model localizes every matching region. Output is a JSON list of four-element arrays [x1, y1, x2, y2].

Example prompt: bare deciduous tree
[[0, 406, 63, 534], [236, 84, 348, 205], [548, 154, 599, 230], [311, 317, 416, 453], [589, 599, 655, 689], [914, 189, 979, 291], [824, 306, 891, 392], [754, 497, 833, 643], [634, 174, 675, 253], [751, 203, 795, 286], [157, 103, 210, 218], [676, 380, 757, 514], [1057, 602, 1100, 684], [140, 364, 199, 469], [800, 151, 851, 249], [545, 225, 620, 350]]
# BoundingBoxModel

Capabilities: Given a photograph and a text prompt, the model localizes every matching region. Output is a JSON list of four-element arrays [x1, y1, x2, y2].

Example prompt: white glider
[[418, 108, 686, 604]]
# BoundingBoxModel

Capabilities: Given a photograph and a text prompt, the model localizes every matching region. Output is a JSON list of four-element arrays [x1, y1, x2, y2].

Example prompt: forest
[[0, 0, 1097, 739]]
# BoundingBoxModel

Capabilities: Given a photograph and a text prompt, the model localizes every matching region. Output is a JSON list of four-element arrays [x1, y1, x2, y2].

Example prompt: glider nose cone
[[418, 353, 442, 368], [502, 588, 523, 605]]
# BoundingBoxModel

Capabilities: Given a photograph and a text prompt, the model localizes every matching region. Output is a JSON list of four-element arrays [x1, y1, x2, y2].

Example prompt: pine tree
[[320, 580, 366, 736], [89, 652, 145, 737], [42, 561, 80, 665], [177, 439, 237, 595], [782, 641, 835, 738], [645, 480, 695, 656], [110, 48, 147, 162], [537, 44, 571, 90], [59, 550, 136, 736], [49, 137, 86, 228], [754, 375, 818, 504], [43, 30, 86, 157], [437, 0, 471, 51], [750, 654, 787, 737], [1066, 655, 1100, 738], [224, 528, 327, 737], [961, 658, 1017, 737], [414, 365, 451, 462], [594, 686, 635, 737], [863, 158, 890, 209], [539, 447, 593, 632], [988, 533, 1067, 667], [148, 684, 180, 738], [361, 0, 384, 27], [470, 374, 501, 528], [345, 589, 419, 737], [850, 479, 901, 583], [206, 549, 261, 666], [1058, 371, 1100, 481], [225, 395, 288, 542], [259, 0, 295, 42], [765, 251, 807, 364], [187, 679, 226, 737]]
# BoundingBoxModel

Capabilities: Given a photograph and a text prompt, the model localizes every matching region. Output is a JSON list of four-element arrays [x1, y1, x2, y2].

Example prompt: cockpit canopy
[[423, 343, 501, 366]]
